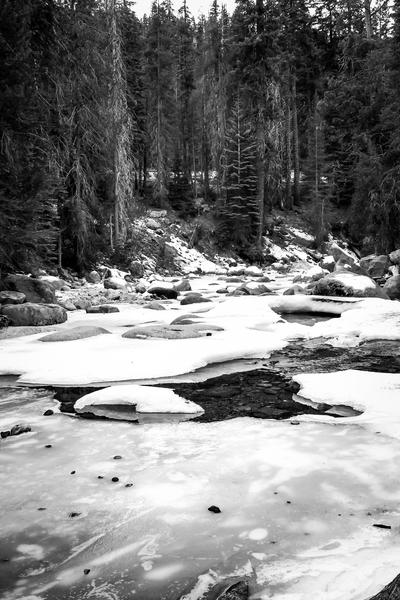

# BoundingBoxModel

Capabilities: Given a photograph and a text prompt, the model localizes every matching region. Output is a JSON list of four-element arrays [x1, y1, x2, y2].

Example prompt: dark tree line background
[[0, 0, 399, 272]]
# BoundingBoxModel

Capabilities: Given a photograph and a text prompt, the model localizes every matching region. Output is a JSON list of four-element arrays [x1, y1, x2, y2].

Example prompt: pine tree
[[144, 0, 177, 206], [219, 96, 259, 252], [0, 0, 60, 272]]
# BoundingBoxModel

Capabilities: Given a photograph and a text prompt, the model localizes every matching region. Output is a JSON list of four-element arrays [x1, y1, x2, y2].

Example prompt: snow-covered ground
[[2, 269, 400, 599], [1, 389, 400, 600]]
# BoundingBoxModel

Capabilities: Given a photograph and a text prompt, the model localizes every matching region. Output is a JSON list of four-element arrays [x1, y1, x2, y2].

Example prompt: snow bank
[[294, 370, 400, 439], [266, 294, 361, 316], [309, 298, 400, 345], [75, 385, 203, 414], [0, 298, 287, 385]]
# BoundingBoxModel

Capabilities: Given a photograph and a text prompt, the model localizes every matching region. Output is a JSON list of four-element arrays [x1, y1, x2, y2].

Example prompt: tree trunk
[[284, 84, 292, 210], [364, 0, 373, 38], [292, 76, 300, 206], [256, 113, 265, 252]]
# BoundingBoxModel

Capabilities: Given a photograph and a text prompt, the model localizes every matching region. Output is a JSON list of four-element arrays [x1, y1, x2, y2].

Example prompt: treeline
[[0, 0, 399, 272]]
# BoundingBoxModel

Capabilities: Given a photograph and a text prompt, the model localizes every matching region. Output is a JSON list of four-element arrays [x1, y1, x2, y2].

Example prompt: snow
[[2, 391, 400, 600], [309, 298, 400, 345], [0, 299, 289, 385], [266, 294, 361, 316], [75, 385, 203, 414], [328, 271, 378, 293], [294, 370, 400, 439]]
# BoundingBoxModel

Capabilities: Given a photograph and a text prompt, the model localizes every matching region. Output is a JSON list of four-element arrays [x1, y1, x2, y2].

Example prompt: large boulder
[[174, 279, 192, 293], [312, 271, 388, 298], [319, 255, 335, 272], [240, 282, 272, 296], [293, 265, 328, 284], [86, 270, 101, 284], [86, 305, 120, 314], [122, 324, 219, 340], [383, 275, 400, 300], [389, 249, 400, 265], [104, 276, 127, 290], [324, 241, 359, 269], [359, 254, 389, 279], [1, 303, 67, 326], [0, 291, 26, 305], [4, 274, 55, 304], [244, 266, 263, 277], [148, 283, 178, 299], [180, 293, 212, 305], [40, 326, 111, 342], [40, 276, 70, 291], [129, 260, 144, 278]]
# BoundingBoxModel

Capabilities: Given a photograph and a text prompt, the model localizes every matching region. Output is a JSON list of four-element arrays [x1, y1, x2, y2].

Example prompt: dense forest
[[1, 0, 399, 273]]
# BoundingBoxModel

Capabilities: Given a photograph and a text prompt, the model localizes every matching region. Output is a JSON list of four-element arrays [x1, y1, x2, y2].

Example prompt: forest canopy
[[0, 0, 399, 272]]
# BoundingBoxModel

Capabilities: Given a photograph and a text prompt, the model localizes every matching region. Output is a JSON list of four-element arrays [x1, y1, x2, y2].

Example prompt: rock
[[148, 284, 178, 300], [324, 241, 359, 269], [0, 315, 11, 329], [43, 410, 54, 416], [40, 276, 70, 291], [149, 209, 167, 219], [240, 282, 271, 296], [146, 301, 166, 310], [4, 274, 56, 304], [368, 572, 400, 600], [122, 324, 219, 340], [181, 293, 212, 305], [86, 270, 101, 284], [389, 249, 400, 265], [10, 424, 31, 436], [0, 291, 26, 305], [74, 298, 91, 310], [205, 578, 248, 600], [312, 271, 388, 298], [383, 275, 400, 300], [104, 277, 127, 290], [39, 326, 111, 342], [228, 266, 245, 276], [208, 505, 221, 513], [174, 279, 192, 292], [283, 284, 306, 295], [389, 265, 400, 277], [359, 254, 389, 278], [1, 303, 67, 326], [293, 265, 328, 283], [86, 305, 120, 314], [129, 260, 144, 278], [58, 299, 76, 311], [244, 266, 263, 277], [319, 255, 335, 272], [228, 288, 248, 297], [146, 218, 159, 230]]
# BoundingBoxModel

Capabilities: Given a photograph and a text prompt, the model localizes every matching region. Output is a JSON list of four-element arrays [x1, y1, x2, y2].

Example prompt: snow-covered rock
[[39, 276, 70, 291], [244, 266, 263, 277], [293, 265, 328, 284], [294, 370, 400, 439], [324, 241, 359, 269], [267, 294, 361, 316], [312, 271, 387, 298], [104, 277, 128, 291], [75, 385, 203, 415], [309, 298, 400, 345], [319, 255, 335, 272]]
